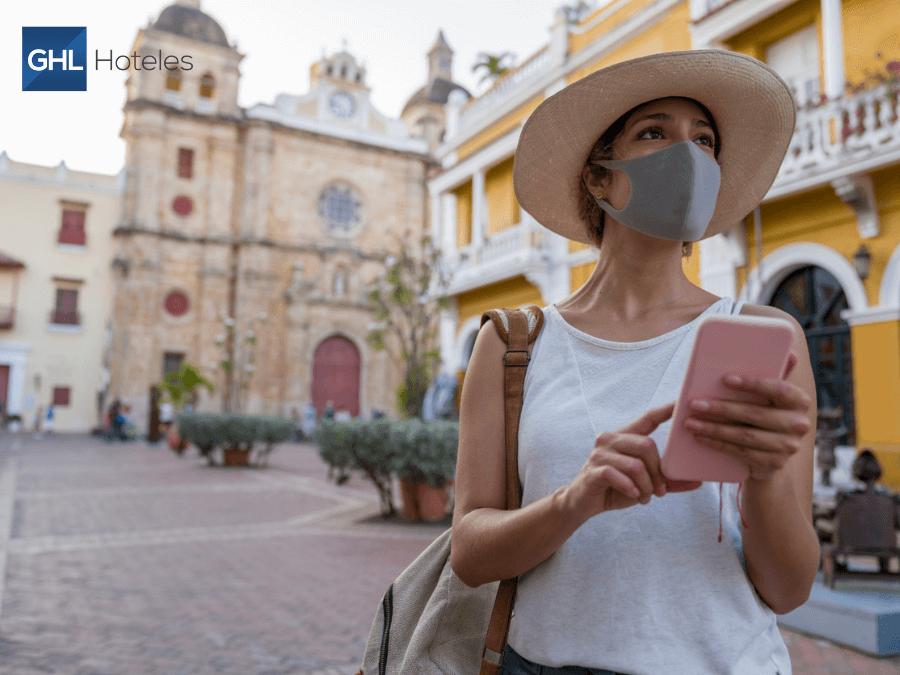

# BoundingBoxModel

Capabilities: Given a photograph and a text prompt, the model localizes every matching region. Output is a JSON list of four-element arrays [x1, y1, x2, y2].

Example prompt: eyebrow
[[628, 112, 713, 132]]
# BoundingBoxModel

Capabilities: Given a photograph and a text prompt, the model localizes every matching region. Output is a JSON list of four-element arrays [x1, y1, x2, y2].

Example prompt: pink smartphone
[[661, 314, 795, 483]]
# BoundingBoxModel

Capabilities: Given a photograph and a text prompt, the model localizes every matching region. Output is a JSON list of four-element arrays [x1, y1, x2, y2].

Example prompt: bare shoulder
[[451, 309, 540, 526], [451, 315, 512, 526]]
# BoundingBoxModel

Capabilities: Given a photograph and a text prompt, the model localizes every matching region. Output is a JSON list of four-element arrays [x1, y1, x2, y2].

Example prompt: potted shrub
[[254, 415, 295, 466], [175, 412, 217, 464], [161, 363, 213, 453], [316, 418, 398, 517], [219, 413, 257, 466], [413, 420, 458, 522], [176, 412, 295, 467], [391, 420, 425, 521], [390, 419, 458, 522]]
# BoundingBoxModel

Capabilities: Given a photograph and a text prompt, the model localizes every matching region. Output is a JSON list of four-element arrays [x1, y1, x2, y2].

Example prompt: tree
[[161, 363, 214, 411], [366, 230, 452, 419], [215, 311, 266, 413], [471, 51, 517, 87]]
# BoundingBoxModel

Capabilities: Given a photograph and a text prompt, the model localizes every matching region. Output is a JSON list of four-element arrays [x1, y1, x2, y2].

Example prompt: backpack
[[355, 304, 545, 675]]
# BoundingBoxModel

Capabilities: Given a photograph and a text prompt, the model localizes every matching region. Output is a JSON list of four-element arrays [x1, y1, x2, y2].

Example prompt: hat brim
[[512, 49, 797, 245]]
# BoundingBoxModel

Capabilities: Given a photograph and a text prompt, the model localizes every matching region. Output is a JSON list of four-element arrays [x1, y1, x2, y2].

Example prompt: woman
[[450, 50, 819, 674]]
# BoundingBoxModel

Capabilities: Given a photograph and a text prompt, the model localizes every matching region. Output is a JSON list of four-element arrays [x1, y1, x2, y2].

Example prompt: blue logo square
[[22, 27, 87, 91]]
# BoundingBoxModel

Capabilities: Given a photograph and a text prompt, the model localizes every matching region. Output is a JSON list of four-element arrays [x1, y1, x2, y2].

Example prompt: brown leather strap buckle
[[503, 350, 530, 367], [482, 646, 503, 665]]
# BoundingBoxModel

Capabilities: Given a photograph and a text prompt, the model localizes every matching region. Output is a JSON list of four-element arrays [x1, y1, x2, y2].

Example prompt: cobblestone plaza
[[0, 434, 896, 674]]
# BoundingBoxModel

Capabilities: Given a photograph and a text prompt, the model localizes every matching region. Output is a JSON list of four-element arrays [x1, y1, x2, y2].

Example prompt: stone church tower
[[400, 30, 471, 152], [111, 0, 434, 428]]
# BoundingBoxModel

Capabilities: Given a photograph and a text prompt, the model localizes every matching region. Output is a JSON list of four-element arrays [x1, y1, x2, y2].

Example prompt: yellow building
[[0, 153, 121, 432], [430, 0, 900, 487]]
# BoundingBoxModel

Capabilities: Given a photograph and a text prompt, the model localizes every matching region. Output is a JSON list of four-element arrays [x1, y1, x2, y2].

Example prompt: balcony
[[49, 309, 81, 326], [443, 218, 558, 295], [689, 0, 797, 47], [770, 83, 900, 199], [456, 46, 553, 135], [692, 0, 740, 21], [0, 305, 13, 330]]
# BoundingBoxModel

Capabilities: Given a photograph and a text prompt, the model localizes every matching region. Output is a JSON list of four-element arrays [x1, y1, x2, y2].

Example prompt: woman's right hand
[[563, 402, 702, 521]]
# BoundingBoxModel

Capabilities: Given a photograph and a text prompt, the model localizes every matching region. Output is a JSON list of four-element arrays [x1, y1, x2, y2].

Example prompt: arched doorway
[[311, 335, 361, 417], [769, 265, 855, 444]]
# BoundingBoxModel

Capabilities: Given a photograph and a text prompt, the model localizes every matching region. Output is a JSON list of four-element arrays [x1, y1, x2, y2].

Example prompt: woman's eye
[[638, 126, 715, 146]]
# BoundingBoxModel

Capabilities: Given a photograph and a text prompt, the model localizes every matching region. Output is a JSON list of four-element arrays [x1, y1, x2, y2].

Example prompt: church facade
[[109, 0, 469, 428]]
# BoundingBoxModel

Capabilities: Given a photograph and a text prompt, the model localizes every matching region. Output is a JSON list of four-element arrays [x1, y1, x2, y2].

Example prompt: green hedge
[[176, 412, 294, 463], [315, 418, 459, 516]]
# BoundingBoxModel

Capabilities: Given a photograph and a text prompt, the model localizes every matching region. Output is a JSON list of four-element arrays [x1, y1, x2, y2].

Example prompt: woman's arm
[[450, 320, 586, 588], [740, 307, 820, 613], [684, 304, 820, 614]]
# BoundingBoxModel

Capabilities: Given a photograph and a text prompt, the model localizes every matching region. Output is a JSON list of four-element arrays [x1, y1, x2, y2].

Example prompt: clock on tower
[[328, 91, 356, 118]]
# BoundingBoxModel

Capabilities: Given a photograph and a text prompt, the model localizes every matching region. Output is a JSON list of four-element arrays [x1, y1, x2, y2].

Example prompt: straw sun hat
[[512, 49, 797, 245]]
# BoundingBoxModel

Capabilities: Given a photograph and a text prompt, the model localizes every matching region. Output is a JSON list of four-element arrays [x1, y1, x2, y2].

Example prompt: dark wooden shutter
[[58, 209, 86, 245]]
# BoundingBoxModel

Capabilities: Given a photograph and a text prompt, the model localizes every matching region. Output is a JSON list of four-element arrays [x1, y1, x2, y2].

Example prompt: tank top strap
[[730, 298, 746, 315]]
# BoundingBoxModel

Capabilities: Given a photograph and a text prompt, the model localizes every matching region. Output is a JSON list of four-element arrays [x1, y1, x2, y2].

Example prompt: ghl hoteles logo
[[22, 27, 87, 91]]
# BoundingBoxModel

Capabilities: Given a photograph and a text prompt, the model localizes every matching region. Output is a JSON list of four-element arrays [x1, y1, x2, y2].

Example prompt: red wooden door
[[311, 336, 360, 417], [0, 365, 9, 414]]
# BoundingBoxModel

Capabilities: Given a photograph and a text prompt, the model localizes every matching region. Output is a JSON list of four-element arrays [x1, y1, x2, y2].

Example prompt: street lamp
[[852, 244, 871, 280]]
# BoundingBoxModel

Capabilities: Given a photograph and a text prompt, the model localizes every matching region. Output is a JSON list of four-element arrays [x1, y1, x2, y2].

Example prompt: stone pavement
[[0, 432, 896, 674]]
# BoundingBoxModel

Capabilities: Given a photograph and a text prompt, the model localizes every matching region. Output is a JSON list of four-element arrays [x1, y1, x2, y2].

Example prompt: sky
[[2, 0, 565, 175]]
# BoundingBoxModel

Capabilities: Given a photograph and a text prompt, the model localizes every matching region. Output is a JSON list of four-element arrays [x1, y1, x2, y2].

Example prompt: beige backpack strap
[[477, 304, 544, 674]]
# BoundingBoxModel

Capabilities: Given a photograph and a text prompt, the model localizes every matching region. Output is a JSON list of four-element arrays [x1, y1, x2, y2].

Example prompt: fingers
[[686, 398, 811, 435], [618, 401, 675, 436], [722, 373, 812, 411], [693, 434, 789, 479], [590, 464, 641, 501], [595, 432, 666, 499], [597, 452, 656, 502], [685, 417, 801, 459]]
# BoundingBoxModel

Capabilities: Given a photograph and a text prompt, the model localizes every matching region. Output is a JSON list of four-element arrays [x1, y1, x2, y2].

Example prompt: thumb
[[619, 401, 675, 436]]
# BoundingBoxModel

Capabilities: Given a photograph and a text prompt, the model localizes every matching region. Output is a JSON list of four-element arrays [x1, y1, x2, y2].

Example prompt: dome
[[401, 77, 471, 116], [152, 1, 230, 48]]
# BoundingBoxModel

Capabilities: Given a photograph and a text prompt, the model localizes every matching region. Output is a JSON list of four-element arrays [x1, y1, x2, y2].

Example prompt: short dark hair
[[577, 96, 722, 254]]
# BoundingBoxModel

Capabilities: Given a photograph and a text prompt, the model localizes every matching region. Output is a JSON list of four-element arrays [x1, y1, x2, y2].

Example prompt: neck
[[578, 229, 698, 317]]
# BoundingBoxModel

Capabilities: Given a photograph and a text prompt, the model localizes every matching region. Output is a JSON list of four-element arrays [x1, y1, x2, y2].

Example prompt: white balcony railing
[[444, 218, 553, 294], [773, 83, 900, 195], [458, 47, 553, 131]]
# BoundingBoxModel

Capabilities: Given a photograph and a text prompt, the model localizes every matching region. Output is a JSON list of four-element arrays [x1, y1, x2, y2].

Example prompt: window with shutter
[[52, 386, 71, 406], [58, 208, 86, 246], [178, 148, 194, 179], [51, 288, 80, 325]]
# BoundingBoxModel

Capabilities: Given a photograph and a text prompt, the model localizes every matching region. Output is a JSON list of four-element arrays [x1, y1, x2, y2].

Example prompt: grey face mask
[[591, 139, 721, 242]]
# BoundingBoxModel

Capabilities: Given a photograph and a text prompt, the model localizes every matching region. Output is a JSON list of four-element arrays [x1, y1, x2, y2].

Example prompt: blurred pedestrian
[[44, 404, 55, 435]]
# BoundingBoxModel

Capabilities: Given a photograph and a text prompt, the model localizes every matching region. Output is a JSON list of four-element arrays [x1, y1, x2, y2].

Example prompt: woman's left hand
[[682, 352, 814, 481]]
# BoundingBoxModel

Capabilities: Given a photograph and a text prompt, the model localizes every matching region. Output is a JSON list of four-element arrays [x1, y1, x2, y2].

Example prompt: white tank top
[[507, 296, 792, 675]]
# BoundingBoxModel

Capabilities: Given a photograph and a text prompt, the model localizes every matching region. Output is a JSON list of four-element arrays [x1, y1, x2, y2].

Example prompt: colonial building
[[430, 0, 900, 487], [109, 0, 471, 428], [0, 153, 121, 432]]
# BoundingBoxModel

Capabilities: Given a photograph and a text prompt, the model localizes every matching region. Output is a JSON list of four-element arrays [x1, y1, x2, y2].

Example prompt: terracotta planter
[[416, 481, 450, 522], [222, 447, 251, 466], [398, 477, 421, 521], [167, 425, 188, 454]]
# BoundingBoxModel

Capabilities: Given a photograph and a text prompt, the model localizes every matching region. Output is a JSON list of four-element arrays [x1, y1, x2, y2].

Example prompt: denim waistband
[[501, 643, 627, 675]]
